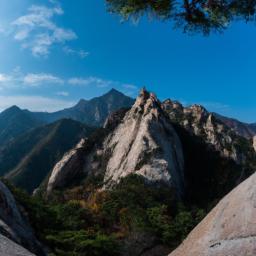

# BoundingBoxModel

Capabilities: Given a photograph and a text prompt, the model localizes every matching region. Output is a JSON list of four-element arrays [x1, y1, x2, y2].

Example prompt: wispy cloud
[[0, 69, 137, 96], [122, 83, 139, 96], [0, 74, 11, 83], [0, 95, 74, 112], [12, 4, 77, 57], [56, 91, 69, 97], [68, 77, 115, 88], [63, 46, 89, 59], [23, 73, 64, 86]]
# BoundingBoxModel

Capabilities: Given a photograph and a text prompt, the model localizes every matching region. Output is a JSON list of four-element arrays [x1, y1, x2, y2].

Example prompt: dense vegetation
[[106, 0, 256, 34], [5, 175, 205, 256]]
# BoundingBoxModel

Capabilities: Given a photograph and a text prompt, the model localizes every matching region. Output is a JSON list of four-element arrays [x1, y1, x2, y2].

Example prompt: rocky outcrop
[[169, 171, 256, 256], [162, 99, 252, 164], [103, 88, 184, 194], [0, 181, 45, 255], [47, 89, 185, 197], [47, 139, 86, 194]]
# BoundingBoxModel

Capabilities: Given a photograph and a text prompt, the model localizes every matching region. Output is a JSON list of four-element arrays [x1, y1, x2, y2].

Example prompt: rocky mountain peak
[[131, 88, 162, 117], [47, 89, 185, 197], [101, 89, 185, 194]]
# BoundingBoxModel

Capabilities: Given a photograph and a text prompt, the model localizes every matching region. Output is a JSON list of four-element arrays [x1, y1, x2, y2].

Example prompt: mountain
[[45, 89, 256, 202], [213, 113, 256, 139], [1, 89, 254, 256], [0, 119, 94, 193], [46, 88, 185, 197], [38, 89, 255, 255], [31, 88, 135, 126], [0, 106, 43, 146], [169, 171, 256, 256], [0, 180, 45, 255], [0, 88, 255, 256]]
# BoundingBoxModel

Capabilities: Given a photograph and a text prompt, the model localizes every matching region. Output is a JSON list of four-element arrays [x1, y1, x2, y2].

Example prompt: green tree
[[106, 0, 256, 34]]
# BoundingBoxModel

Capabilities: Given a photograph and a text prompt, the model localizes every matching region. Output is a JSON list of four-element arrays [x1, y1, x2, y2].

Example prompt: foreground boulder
[[169, 171, 256, 256], [0, 181, 45, 255]]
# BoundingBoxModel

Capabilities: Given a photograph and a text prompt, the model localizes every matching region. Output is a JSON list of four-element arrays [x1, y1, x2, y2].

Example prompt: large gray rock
[[169, 171, 256, 256], [0, 181, 45, 255]]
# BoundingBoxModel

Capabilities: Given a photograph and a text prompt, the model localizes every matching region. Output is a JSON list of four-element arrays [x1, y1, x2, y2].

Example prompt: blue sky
[[0, 0, 255, 122]]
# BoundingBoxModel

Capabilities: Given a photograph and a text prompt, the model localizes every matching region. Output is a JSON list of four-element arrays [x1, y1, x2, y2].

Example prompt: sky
[[0, 0, 255, 123]]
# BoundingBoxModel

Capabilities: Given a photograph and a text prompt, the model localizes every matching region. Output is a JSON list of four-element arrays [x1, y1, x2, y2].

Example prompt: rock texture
[[253, 136, 256, 152], [0, 181, 45, 255], [162, 99, 252, 164], [0, 234, 35, 256], [47, 89, 185, 196], [169, 171, 256, 256]]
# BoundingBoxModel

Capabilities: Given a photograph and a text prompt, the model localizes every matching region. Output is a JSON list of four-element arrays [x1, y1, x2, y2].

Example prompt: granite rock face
[[103, 88, 184, 194], [169, 171, 256, 256], [47, 89, 185, 196], [0, 181, 45, 255]]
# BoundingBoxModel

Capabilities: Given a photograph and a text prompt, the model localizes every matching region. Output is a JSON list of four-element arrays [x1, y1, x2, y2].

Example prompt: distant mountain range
[[213, 113, 256, 139], [0, 89, 134, 146]]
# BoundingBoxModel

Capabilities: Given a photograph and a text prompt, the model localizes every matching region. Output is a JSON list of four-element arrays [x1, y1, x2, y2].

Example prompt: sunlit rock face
[[0, 181, 45, 255], [47, 88, 185, 197], [169, 171, 256, 256], [103, 88, 184, 195], [253, 136, 256, 152]]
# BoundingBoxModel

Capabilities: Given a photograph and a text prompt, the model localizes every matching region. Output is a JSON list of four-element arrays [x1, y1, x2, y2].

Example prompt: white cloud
[[123, 84, 138, 90], [23, 73, 64, 86], [56, 91, 69, 96], [68, 77, 114, 88], [63, 46, 89, 59], [12, 4, 77, 57], [0, 95, 74, 112], [0, 74, 11, 83]]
